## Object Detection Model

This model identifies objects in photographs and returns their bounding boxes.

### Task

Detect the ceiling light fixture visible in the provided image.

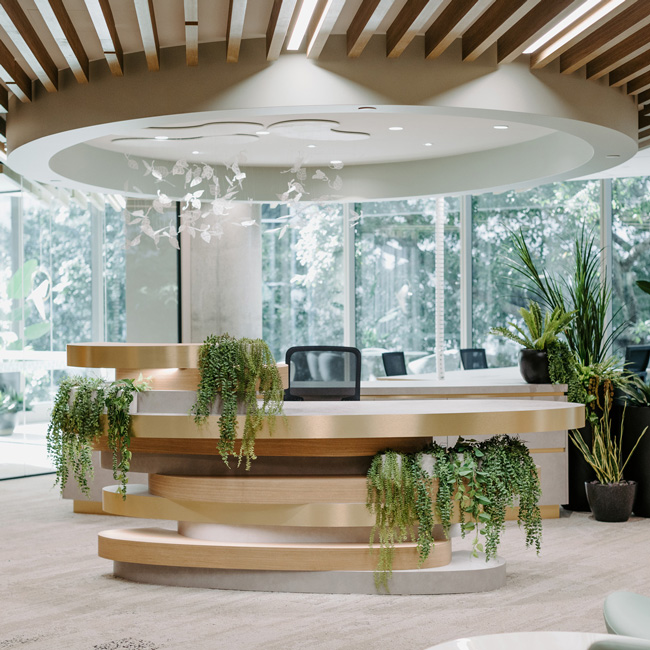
[389,126,403,131]
[256,130,270,135]
[606,154,620,158]
[524,0,626,55]
[493,125,509,130]
[154,135,169,140]
[424,142,433,147]
[287,0,319,51]
[358,106,377,111]
[191,150,201,154]
[307,144,317,148]
[330,159,343,165]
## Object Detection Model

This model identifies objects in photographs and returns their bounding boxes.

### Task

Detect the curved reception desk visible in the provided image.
[67,344,584,595]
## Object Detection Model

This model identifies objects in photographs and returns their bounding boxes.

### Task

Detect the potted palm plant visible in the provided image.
[490,301,575,384]
[0,387,25,436]
[570,389,647,522]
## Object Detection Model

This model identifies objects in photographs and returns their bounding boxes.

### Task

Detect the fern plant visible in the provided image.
[191,334,284,469]
[490,301,575,350]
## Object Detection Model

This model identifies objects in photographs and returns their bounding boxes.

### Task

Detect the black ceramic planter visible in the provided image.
[518,349,551,384]
[585,481,637,522]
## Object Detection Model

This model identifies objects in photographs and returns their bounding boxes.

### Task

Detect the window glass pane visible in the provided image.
[262,204,345,363]
[355,197,460,379]
[612,177,650,355]
[472,181,600,367]
[105,203,127,342]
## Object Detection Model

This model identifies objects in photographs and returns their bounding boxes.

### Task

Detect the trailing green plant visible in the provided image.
[547,340,578,389]
[366,436,542,592]
[507,229,625,366]
[105,377,150,497]
[47,375,149,499]
[191,334,284,469]
[490,301,575,351]
[569,392,647,485]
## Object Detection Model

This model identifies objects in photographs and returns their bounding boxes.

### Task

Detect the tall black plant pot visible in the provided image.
[519,349,551,384]
[565,422,597,512]
[619,404,650,517]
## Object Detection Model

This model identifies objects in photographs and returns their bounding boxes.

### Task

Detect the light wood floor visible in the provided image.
[2,474,650,650]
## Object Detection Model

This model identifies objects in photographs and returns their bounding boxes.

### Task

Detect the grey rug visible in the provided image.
[1,474,649,650]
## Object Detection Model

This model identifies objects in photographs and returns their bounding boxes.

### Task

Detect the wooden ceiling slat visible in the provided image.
[0,0,58,91]
[0,83,7,112]
[497,0,586,65]
[0,39,31,102]
[638,110,650,130]
[83,0,123,76]
[227,0,248,63]
[586,22,650,79]
[184,0,198,66]
[134,0,160,71]
[266,0,298,61]
[628,68,650,94]
[637,87,650,106]
[462,0,540,62]
[347,0,394,58]
[425,0,493,60]
[33,0,89,84]
[610,49,650,86]
[531,0,636,69]
[386,0,454,59]
[308,0,349,59]
[560,1,650,74]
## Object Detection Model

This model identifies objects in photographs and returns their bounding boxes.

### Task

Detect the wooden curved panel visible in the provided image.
[148,474,374,504]
[98,527,452,571]
[102,485,376,526]
[93,436,433,457]
[68,343,200,369]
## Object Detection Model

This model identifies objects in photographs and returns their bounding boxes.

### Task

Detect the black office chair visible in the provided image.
[284,346,361,401]
[382,351,407,377]
[460,348,488,370]
[624,345,650,382]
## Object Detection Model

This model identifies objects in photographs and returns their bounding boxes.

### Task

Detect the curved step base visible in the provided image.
[98,527,451,571]
[112,551,506,595]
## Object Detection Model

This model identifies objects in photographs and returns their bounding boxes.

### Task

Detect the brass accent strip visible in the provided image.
[73,500,106,515]
[98,527,452,571]
[121,404,584,440]
[68,343,200,369]
[529,448,565,454]
[362,392,566,400]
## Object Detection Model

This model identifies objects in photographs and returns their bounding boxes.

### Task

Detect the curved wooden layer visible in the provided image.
[148,474,373,504]
[117,399,583,441]
[93,436,431,457]
[98,527,452,571]
[103,485,376,526]
[68,343,200,369]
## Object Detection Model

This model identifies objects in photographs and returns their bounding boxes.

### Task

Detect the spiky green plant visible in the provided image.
[507,229,624,365]
[490,301,575,350]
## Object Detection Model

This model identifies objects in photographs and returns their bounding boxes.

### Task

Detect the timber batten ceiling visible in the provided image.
[3,0,650,145]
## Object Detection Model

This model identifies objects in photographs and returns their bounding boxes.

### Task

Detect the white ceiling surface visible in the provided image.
[577,146,650,180]
[87,113,555,168]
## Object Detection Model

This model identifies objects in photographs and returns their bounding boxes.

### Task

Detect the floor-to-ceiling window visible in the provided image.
[612,177,650,356]
[472,181,601,366]
[354,198,460,378]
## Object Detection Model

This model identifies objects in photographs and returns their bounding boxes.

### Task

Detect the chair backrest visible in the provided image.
[382,351,407,377]
[460,348,488,370]
[624,345,650,380]
[284,346,361,401]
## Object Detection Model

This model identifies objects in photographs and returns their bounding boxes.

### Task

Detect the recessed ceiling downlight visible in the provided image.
[389,126,404,131]
[307,144,316,148]
[493,125,509,130]
[330,160,343,165]
[154,135,169,140]
[256,130,270,135]
[358,106,377,111]
[424,142,433,147]
[606,154,620,158]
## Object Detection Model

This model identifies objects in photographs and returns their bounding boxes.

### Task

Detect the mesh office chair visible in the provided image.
[624,345,650,382]
[460,348,488,370]
[382,351,407,377]
[284,346,361,401]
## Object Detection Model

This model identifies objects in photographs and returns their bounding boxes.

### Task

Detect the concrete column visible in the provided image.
[187,203,262,342]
